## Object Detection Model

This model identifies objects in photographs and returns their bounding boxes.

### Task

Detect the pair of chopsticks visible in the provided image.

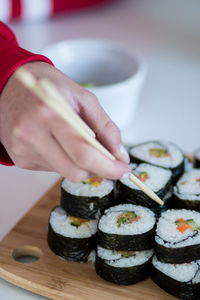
[15,68,163,206]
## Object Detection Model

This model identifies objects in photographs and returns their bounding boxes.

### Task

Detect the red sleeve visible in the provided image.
[52,0,115,14]
[0,21,54,166]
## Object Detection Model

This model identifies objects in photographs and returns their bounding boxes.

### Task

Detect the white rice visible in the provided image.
[97,245,153,267]
[152,256,200,283]
[50,206,97,238]
[194,148,200,160]
[87,250,96,262]
[130,140,183,168]
[155,209,200,248]
[120,163,172,192]
[174,169,200,201]
[62,177,114,198]
[184,157,193,172]
[99,204,155,235]
[163,187,173,201]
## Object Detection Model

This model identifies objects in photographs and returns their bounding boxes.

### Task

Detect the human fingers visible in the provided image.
[34,132,90,182]
[5,100,90,181]
[75,90,130,164]
[49,112,130,179]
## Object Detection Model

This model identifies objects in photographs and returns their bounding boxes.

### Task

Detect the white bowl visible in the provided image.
[42,39,147,130]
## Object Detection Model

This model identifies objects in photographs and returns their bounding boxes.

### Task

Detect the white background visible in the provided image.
[0,0,200,298]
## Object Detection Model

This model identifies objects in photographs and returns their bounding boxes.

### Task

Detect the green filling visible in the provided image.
[117,211,137,228]
[187,219,200,231]
[119,251,136,258]
[149,147,169,158]
[175,219,200,231]
[139,171,148,178]
[70,221,81,228]
[82,179,90,184]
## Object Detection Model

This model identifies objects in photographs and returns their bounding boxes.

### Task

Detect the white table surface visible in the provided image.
[1,0,200,298]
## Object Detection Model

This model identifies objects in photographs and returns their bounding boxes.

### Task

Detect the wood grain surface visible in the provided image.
[0,180,176,300]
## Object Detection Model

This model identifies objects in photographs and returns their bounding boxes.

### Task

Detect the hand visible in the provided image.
[0,62,130,181]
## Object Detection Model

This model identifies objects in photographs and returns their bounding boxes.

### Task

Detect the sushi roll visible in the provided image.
[117,163,172,211]
[95,245,153,285]
[48,206,97,262]
[184,156,194,172]
[129,140,184,182]
[152,256,200,300]
[98,204,156,251]
[173,169,200,212]
[61,176,114,219]
[194,148,200,168]
[155,209,200,264]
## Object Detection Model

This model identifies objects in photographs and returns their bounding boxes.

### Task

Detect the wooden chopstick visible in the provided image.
[15,68,164,206]
[39,78,96,139]
[16,69,95,139]
[129,174,163,205]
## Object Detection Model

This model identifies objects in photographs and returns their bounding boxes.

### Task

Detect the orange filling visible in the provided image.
[117,211,141,227]
[70,216,88,228]
[136,171,149,182]
[175,218,191,233]
[82,176,103,187]
[149,148,171,158]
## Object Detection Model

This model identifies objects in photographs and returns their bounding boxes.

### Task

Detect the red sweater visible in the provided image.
[0,0,114,166]
[0,21,53,166]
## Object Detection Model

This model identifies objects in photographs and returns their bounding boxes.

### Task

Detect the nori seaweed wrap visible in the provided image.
[61,177,114,219]
[194,148,200,168]
[98,204,156,251]
[152,256,200,300]
[155,209,200,264]
[95,246,153,285]
[47,206,97,262]
[153,188,173,219]
[129,140,184,182]
[173,169,200,212]
[117,163,172,213]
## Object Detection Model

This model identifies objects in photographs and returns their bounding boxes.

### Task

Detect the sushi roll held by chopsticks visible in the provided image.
[117,163,172,212]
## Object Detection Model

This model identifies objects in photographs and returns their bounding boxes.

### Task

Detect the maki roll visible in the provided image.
[173,169,200,212]
[48,206,97,262]
[117,163,172,212]
[152,256,200,300]
[194,148,200,168]
[155,209,200,264]
[61,176,114,219]
[184,156,194,172]
[95,245,153,285]
[98,204,156,251]
[129,140,184,182]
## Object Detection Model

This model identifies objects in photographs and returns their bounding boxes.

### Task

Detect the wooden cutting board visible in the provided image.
[0,180,176,300]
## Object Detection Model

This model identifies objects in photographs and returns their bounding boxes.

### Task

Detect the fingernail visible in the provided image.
[120,171,131,180]
[119,144,130,163]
